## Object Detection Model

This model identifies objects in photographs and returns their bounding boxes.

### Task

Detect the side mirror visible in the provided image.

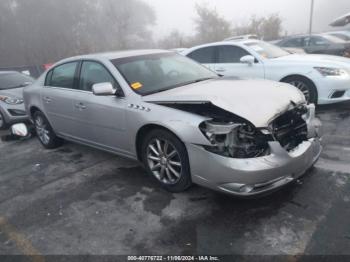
[92,82,116,96]
[240,55,255,65]
[11,123,29,137]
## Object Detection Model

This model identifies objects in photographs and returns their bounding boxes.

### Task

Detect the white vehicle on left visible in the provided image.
[182,40,350,104]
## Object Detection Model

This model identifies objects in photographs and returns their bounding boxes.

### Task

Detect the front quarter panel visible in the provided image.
[125,100,212,156]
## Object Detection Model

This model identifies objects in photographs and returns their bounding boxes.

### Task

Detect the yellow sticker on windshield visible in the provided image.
[131,82,143,89]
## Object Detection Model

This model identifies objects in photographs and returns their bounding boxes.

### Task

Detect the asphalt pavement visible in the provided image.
[0,102,349,258]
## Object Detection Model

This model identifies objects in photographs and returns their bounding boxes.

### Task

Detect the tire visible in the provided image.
[282,76,318,105]
[141,129,192,193]
[33,111,63,149]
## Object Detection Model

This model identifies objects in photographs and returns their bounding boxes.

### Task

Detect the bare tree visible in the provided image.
[193,4,232,44]
[158,30,188,49]
[0,0,155,67]
[234,14,283,41]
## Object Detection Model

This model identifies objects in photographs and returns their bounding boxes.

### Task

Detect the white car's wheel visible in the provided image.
[283,76,318,104]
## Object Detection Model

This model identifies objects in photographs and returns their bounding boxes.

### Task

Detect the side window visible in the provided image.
[79,61,118,91]
[49,62,78,89]
[187,47,216,64]
[217,45,250,63]
[283,38,303,47]
[309,36,329,46]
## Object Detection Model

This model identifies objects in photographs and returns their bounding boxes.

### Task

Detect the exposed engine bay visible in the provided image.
[157,102,312,159]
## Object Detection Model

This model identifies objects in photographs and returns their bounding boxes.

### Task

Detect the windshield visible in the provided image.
[330,33,350,41]
[322,34,346,43]
[0,72,34,90]
[245,41,290,59]
[111,53,218,95]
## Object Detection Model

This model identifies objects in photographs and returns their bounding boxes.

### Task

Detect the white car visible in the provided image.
[182,40,350,104]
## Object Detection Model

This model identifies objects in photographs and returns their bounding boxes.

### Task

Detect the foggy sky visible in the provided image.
[149,0,350,39]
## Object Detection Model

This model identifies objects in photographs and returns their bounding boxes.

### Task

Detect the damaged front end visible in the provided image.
[199,103,321,159]
[155,101,321,160]
[152,100,322,196]
[180,102,320,160]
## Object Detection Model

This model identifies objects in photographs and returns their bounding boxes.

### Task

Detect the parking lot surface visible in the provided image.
[0,102,350,257]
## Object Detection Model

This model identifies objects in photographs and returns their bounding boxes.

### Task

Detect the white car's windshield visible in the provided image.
[322,34,346,43]
[245,41,290,59]
[111,53,218,95]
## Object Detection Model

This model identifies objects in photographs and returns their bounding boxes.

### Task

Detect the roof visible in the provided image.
[0,71,17,75]
[223,34,258,41]
[61,49,172,63]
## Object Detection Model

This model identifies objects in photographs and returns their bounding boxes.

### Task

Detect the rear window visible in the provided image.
[0,72,34,90]
[187,46,216,63]
[46,62,78,89]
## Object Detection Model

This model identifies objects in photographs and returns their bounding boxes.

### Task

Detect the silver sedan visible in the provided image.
[23,50,322,196]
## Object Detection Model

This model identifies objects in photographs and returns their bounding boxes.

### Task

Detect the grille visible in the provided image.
[271,106,308,151]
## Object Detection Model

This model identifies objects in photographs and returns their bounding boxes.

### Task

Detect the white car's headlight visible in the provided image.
[314,67,348,77]
[0,95,24,105]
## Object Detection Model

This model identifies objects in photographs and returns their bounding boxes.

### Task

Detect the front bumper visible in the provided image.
[314,76,350,104]
[0,103,29,129]
[187,138,322,197]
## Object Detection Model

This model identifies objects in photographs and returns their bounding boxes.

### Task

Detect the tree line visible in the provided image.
[0,0,283,67]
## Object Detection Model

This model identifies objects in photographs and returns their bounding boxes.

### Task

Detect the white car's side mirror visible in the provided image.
[92,82,116,96]
[240,55,255,65]
[11,123,29,137]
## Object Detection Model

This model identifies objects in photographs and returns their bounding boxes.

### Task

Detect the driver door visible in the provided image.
[305,36,330,54]
[214,45,265,79]
[72,61,128,153]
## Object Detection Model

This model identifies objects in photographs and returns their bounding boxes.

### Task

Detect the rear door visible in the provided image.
[305,36,330,54]
[214,45,265,79]
[41,61,79,136]
[72,60,128,153]
[186,46,216,71]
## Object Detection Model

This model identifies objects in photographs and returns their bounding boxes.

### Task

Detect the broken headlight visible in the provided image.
[200,120,269,158]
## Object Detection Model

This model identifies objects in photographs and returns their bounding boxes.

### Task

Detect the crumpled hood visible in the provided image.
[143,78,305,128]
[274,54,350,67]
[0,87,24,99]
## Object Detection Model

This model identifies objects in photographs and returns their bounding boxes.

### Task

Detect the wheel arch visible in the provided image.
[135,124,183,162]
[29,105,56,130]
[279,74,318,102]
[279,74,314,83]
[29,105,42,118]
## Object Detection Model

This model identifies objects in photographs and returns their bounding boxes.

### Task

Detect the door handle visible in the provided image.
[215,68,226,72]
[43,96,52,103]
[75,102,86,110]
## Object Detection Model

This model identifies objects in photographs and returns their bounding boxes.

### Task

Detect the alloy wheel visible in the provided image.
[35,115,50,145]
[146,138,182,185]
[289,80,310,102]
